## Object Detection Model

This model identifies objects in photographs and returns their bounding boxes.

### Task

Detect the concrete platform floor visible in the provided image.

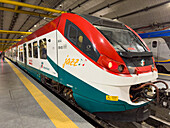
[0,59,94,128]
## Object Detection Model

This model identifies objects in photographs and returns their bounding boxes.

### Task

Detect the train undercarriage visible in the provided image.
[40,73,170,122]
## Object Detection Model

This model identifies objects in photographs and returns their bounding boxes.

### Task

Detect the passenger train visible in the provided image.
[6,13,162,122]
[139,30,170,73]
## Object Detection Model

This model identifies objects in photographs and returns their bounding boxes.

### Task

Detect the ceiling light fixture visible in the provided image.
[168,3,170,7]
[59,4,62,8]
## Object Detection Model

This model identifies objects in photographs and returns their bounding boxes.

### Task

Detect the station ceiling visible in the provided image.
[0,0,170,51]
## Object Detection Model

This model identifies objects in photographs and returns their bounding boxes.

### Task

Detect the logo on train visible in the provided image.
[63,55,87,68]
[41,62,50,70]
[141,59,145,66]
[29,60,32,65]
[41,62,44,68]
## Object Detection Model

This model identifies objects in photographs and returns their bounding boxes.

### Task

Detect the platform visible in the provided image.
[0,58,94,128]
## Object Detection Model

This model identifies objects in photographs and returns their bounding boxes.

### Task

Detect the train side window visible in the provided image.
[19,52,21,61]
[39,38,47,59]
[16,49,18,57]
[20,52,23,62]
[18,47,20,58]
[68,25,78,45]
[28,43,32,57]
[19,48,20,61]
[162,37,170,49]
[33,41,38,58]
[13,49,16,57]
[19,46,23,62]
[152,41,157,48]
[65,20,100,62]
[10,49,12,57]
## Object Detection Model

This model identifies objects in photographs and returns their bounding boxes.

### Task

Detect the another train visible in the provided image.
[139,30,170,73]
[6,13,165,122]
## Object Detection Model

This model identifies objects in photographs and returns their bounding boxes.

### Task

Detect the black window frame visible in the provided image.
[28,43,32,58]
[39,38,47,59]
[19,46,23,62]
[68,25,78,45]
[33,41,38,58]
[162,36,170,50]
[64,20,100,62]
[152,41,157,48]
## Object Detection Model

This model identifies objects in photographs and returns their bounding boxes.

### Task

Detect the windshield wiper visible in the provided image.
[130,31,148,51]
[110,38,128,52]
[98,29,128,52]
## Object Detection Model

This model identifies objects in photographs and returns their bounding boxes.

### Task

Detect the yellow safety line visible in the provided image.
[6,59,78,128]
[158,73,170,76]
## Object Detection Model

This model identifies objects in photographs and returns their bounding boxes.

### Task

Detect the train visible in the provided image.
[5,13,166,122]
[139,30,170,73]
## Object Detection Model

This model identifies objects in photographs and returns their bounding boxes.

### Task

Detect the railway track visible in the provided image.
[146,115,170,128]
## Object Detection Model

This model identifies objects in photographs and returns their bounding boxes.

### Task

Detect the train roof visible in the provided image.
[8,13,128,50]
[139,30,170,38]
[80,14,127,29]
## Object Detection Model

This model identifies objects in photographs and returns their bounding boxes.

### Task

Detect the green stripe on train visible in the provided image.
[47,56,146,112]
[16,57,146,113]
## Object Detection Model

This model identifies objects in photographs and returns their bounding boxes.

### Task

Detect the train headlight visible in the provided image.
[107,61,119,70]
[98,55,128,73]
[108,62,113,69]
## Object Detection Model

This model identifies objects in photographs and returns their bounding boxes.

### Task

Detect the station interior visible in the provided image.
[0,0,170,128]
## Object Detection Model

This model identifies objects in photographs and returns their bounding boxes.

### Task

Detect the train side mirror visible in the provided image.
[152,41,157,48]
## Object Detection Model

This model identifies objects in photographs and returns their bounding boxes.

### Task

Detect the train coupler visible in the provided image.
[130,80,170,108]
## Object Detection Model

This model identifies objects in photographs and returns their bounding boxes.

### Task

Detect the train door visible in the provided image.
[23,44,27,66]
[151,40,158,60]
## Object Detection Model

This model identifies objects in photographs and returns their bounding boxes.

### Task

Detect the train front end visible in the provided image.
[80,15,159,122]
[59,13,161,122]
[92,19,158,121]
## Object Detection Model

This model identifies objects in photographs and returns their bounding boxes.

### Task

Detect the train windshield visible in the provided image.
[96,25,148,52]
[162,37,170,49]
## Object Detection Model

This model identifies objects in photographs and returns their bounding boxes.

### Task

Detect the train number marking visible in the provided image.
[58,44,67,49]
[58,39,62,42]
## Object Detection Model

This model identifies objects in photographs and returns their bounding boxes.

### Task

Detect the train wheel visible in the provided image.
[41,74,46,84]
[62,86,75,103]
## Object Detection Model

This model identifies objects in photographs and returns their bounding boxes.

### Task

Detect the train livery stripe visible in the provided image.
[155,62,170,64]
[139,30,170,38]
[158,73,170,76]
[155,59,170,64]
[47,56,146,112]
[6,59,78,128]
